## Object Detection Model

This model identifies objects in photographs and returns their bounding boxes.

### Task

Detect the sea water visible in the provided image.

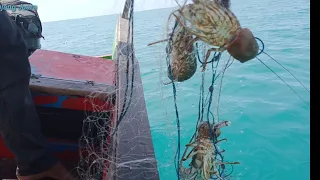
[41,0,310,179]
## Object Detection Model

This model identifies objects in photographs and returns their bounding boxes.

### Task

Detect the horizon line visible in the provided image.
[42,6,175,23]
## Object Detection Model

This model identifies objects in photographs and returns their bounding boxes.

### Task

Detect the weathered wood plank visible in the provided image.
[112,17,129,59]
[115,52,159,180]
[29,49,116,86]
[29,76,115,100]
[107,14,159,180]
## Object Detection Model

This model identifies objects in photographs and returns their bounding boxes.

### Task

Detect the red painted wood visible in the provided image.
[29,49,116,85]
[33,95,59,105]
[32,94,113,111]
[1,50,117,177]
[61,96,112,111]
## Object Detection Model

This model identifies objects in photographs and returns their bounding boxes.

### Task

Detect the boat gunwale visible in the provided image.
[104,2,159,178]
[29,76,116,100]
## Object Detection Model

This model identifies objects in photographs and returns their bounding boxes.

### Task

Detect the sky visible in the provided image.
[25,0,178,22]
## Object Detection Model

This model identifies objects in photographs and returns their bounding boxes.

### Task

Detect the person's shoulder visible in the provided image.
[0,10,13,28]
[0,11,15,38]
[0,10,26,48]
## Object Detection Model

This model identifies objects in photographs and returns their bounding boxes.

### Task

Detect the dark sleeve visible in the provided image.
[0,10,31,91]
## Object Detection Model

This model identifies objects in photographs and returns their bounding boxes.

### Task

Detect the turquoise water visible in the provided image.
[41,0,310,179]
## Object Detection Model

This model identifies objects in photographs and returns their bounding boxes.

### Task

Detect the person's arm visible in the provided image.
[0,10,31,90]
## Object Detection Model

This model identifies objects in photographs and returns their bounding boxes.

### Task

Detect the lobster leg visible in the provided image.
[201,47,221,72]
[147,39,169,46]
[183,148,198,161]
[215,138,227,144]
[185,142,197,147]
[211,162,224,180]
[214,120,231,129]
[148,9,182,47]
[216,161,240,165]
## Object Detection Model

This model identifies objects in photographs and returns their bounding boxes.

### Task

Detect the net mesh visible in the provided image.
[75,1,158,179]
[153,0,241,179]
[70,0,310,179]
[152,0,309,178]
[69,0,242,179]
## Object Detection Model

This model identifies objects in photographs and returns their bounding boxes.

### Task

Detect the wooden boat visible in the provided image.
[0,0,159,179]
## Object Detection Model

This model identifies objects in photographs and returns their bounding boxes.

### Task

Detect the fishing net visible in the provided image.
[151,0,310,180]
[146,3,238,180]
[74,1,158,179]
[67,0,310,179]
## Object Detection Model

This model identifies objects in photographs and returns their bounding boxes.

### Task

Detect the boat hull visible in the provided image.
[0,49,116,179]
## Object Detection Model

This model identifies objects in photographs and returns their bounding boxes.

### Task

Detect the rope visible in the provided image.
[255,37,264,56]
[263,51,310,93]
[166,19,181,179]
[195,42,239,179]
[256,56,309,107]
[189,42,233,179]
[255,37,310,108]
[169,34,309,179]
[168,34,235,178]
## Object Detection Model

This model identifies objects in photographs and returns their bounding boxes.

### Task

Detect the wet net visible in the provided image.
[147,1,243,179]
[75,0,158,179]
[151,0,310,180]
[72,0,310,179]
[163,9,238,180]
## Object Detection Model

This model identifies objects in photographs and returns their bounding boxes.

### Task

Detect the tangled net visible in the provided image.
[152,1,251,179]
[166,37,239,180]
[69,0,309,180]
[153,0,310,180]
[74,1,158,179]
